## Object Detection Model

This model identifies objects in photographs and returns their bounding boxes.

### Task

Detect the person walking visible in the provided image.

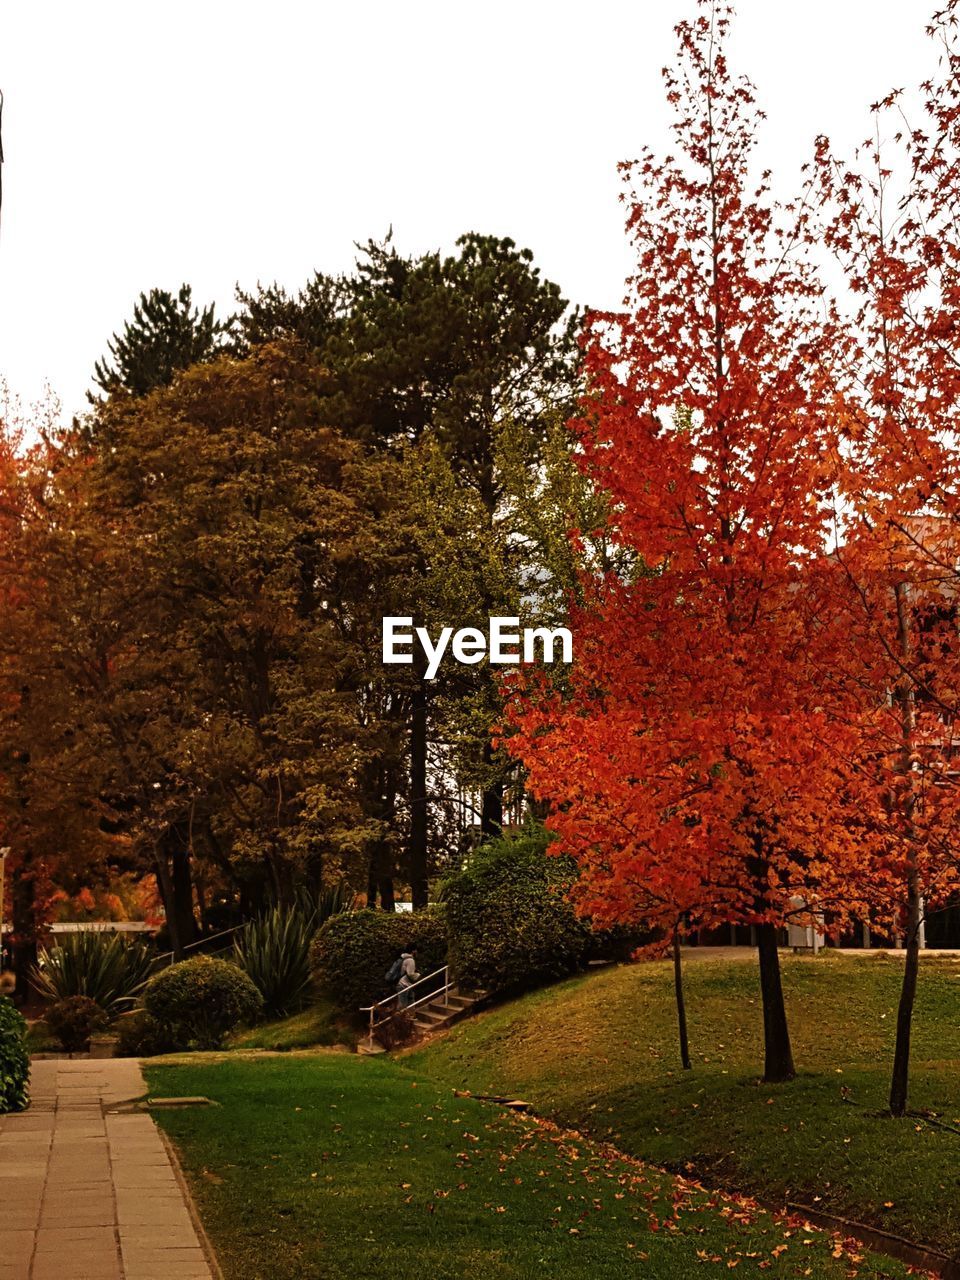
[396,946,420,1009]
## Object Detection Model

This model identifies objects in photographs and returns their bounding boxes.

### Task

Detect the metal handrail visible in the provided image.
[360,964,451,1049]
[153,923,244,970]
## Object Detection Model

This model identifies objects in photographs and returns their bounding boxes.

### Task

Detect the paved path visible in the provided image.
[0,1059,214,1280]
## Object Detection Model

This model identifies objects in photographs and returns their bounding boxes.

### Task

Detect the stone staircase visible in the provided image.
[410,986,484,1038]
[357,971,488,1054]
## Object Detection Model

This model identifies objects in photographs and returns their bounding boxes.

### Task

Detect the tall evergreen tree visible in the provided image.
[239,235,582,901]
[93,284,233,398]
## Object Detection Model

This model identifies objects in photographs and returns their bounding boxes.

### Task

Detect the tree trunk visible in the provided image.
[757,923,795,1082]
[673,926,691,1070]
[378,876,396,912]
[11,850,39,1006]
[153,855,179,957]
[409,679,429,909]
[366,842,395,912]
[171,845,197,953]
[889,580,919,1118]
[480,740,503,838]
[155,841,197,960]
[889,886,921,1116]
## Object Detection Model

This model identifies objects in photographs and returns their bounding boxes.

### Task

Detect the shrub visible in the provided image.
[114,1010,180,1058]
[309,910,447,1014]
[33,931,156,1017]
[374,1008,417,1051]
[46,996,108,1053]
[439,827,594,996]
[0,996,29,1112]
[143,956,263,1050]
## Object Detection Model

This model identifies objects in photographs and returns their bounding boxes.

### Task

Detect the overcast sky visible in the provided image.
[0,1,939,420]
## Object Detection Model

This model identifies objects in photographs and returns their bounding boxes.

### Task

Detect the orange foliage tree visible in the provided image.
[505,1,883,1083]
[813,0,960,1115]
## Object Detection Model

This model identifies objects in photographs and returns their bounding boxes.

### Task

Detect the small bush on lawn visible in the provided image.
[143,956,263,1050]
[439,825,641,996]
[32,931,155,1017]
[310,910,447,1014]
[114,1010,181,1058]
[0,995,29,1112]
[46,996,108,1053]
[374,1008,417,1050]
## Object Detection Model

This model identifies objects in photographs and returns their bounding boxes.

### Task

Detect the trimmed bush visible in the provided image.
[113,1010,180,1058]
[439,828,595,996]
[143,956,263,1050]
[0,995,29,1112]
[309,910,447,1014]
[33,931,155,1017]
[46,995,108,1053]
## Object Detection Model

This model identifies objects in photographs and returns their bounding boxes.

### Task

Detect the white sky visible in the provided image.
[0,1,939,420]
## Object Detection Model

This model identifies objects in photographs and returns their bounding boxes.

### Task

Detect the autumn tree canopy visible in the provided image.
[505,1,884,1084]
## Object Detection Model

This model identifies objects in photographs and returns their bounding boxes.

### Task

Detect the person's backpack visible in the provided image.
[384,956,403,985]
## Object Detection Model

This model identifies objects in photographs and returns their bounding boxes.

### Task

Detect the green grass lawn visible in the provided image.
[410,951,960,1255]
[146,1054,911,1280]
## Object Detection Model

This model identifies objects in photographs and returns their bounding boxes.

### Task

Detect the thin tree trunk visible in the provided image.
[366,860,378,909]
[481,740,503,838]
[11,849,39,1006]
[153,853,179,957]
[889,880,921,1116]
[366,841,395,912]
[378,876,396,912]
[409,678,429,909]
[673,925,691,1070]
[889,582,920,1116]
[757,923,795,1082]
[171,846,198,952]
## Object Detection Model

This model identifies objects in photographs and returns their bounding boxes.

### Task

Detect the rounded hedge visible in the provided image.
[113,1010,181,1058]
[439,828,600,996]
[143,956,263,1050]
[309,910,447,1014]
[0,995,30,1113]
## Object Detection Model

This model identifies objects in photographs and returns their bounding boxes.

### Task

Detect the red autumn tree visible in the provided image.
[506,1,881,1083]
[0,397,66,993]
[814,0,960,1115]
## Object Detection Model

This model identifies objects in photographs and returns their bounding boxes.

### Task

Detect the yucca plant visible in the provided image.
[234,905,316,1019]
[32,931,156,1019]
[234,884,357,1019]
[294,881,359,929]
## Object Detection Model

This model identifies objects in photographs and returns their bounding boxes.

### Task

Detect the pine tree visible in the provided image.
[93,283,233,397]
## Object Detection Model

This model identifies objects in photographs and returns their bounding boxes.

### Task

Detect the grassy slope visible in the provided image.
[147,1055,910,1280]
[228,1002,356,1052]
[410,951,960,1254]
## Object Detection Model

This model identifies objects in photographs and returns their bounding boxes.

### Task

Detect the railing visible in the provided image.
[153,924,245,970]
[360,964,451,1050]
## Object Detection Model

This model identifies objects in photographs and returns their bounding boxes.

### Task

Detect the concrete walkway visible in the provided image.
[0,1059,213,1280]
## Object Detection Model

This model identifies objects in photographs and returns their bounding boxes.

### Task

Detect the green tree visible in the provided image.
[93,283,233,397]
[239,234,583,900]
[2,344,421,947]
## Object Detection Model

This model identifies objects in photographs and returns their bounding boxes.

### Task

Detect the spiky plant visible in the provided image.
[32,931,156,1019]
[235,885,356,1019]
[294,882,359,929]
[234,906,316,1019]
